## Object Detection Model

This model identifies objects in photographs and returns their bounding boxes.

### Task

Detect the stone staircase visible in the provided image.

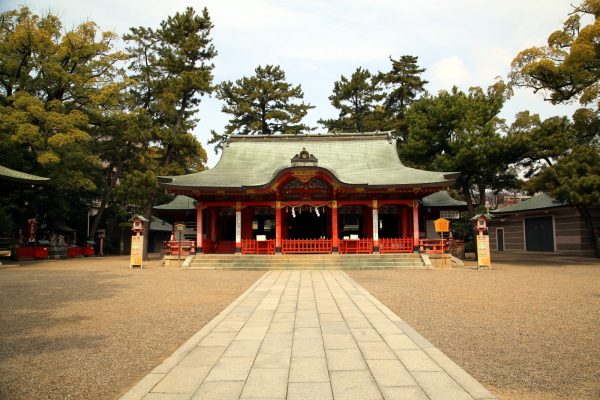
[188,253,428,270]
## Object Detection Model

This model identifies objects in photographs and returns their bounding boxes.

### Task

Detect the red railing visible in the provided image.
[242,239,276,255]
[379,238,414,253]
[339,239,373,254]
[67,247,83,257]
[282,239,332,254]
[202,239,214,254]
[15,246,48,259]
[419,239,449,254]
[165,240,196,256]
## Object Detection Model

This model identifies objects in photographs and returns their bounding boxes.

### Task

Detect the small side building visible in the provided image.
[488,193,599,256]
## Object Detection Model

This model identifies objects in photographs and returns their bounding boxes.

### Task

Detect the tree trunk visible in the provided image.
[576,205,600,258]
[478,185,486,210]
[142,190,157,261]
[89,163,124,240]
[462,183,475,217]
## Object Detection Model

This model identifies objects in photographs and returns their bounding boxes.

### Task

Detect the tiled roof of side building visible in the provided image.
[491,193,567,214]
[154,195,196,210]
[0,164,49,184]
[159,133,458,190]
[421,190,466,207]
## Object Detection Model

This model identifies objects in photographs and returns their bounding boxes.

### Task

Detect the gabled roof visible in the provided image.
[421,190,466,207]
[154,195,196,211]
[0,164,49,184]
[150,216,173,232]
[159,133,458,190]
[491,193,567,214]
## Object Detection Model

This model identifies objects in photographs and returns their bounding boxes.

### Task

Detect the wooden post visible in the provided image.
[235,201,242,253]
[372,199,379,253]
[412,201,420,250]
[275,201,282,253]
[331,200,339,253]
[196,202,203,253]
[210,208,217,241]
[402,206,409,237]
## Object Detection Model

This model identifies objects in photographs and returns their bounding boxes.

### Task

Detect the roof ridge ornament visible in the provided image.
[291,147,318,167]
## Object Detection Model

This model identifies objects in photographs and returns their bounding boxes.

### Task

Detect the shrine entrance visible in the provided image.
[286,205,329,239]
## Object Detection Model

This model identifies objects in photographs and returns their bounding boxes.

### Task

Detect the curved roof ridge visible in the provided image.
[160,134,458,189]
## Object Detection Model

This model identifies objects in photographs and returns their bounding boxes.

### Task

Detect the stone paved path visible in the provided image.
[121,270,497,400]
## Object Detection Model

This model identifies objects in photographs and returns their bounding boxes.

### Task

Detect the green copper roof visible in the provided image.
[491,193,567,214]
[150,216,173,232]
[0,164,49,184]
[154,195,196,211]
[160,133,458,190]
[421,190,466,207]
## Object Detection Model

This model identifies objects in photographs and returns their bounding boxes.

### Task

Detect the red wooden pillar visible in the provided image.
[275,201,282,253]
[235,201,242,253]
[332,200,339,253]
[196,202,203,253]
[372,199,379,253]
[412,201,420,250]
[210,208,217,241]
[402,206,409,237]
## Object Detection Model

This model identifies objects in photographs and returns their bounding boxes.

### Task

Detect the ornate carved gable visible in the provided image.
[291,147,318,166]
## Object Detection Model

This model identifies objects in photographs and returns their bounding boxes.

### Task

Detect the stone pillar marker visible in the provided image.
[331,200,339,253]
[412,200,420,250]
[196,202,203,253]
[275,201,282,253]
[372,199,379,253]
[235,201,242,253]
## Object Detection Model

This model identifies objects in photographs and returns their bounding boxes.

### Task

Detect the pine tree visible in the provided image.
[376,55,428,142]
[124,7,215,259]
[510,0,600,256]
[209,65,313,152]
[318,67,386,133]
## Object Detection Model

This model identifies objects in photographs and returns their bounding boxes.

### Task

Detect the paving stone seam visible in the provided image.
[338,271,497,400]
[310,270,337,398]
[236,270,289,399]
[197,270,285,397]
[319,270,386,400]
[119,271,271,400]
[332,271,453,397]
[285,270,300,398]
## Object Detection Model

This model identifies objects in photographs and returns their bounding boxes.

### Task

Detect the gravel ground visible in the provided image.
[0,256,263,400]
[348,253,600,400]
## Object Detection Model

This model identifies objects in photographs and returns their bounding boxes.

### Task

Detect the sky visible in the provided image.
[3,0,579,167]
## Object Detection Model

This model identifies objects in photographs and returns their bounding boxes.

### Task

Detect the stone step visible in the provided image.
[188,253,426,270]
[188,265,429,270]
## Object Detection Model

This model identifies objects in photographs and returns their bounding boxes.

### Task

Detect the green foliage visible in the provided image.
[401,84,517,214]
[0,6,124,223]
[375,56,428,141]
[510,0,600,256]
[319,67,386,133]
[209,65,313,152]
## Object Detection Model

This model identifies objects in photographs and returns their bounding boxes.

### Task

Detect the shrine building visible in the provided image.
[158,133,458,255]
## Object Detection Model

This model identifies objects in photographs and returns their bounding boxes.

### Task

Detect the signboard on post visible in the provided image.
[477,235,491,269]
[130,235,143,268]
[434,217,450,233]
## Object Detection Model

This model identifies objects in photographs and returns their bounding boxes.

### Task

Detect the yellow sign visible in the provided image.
[476,235,491,269]
[434,217,450,233]
[130,235,143,268]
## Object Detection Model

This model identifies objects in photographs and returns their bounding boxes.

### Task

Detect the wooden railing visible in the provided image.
[202,239,214,254]
[165,240,196,256]
[242,239,276,255]
[419,239,449,254]
[379,238,414,253]
[282,239,332,254]
[339,238,373,254]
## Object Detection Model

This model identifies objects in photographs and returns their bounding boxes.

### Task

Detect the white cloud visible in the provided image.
[430,56,471,90]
